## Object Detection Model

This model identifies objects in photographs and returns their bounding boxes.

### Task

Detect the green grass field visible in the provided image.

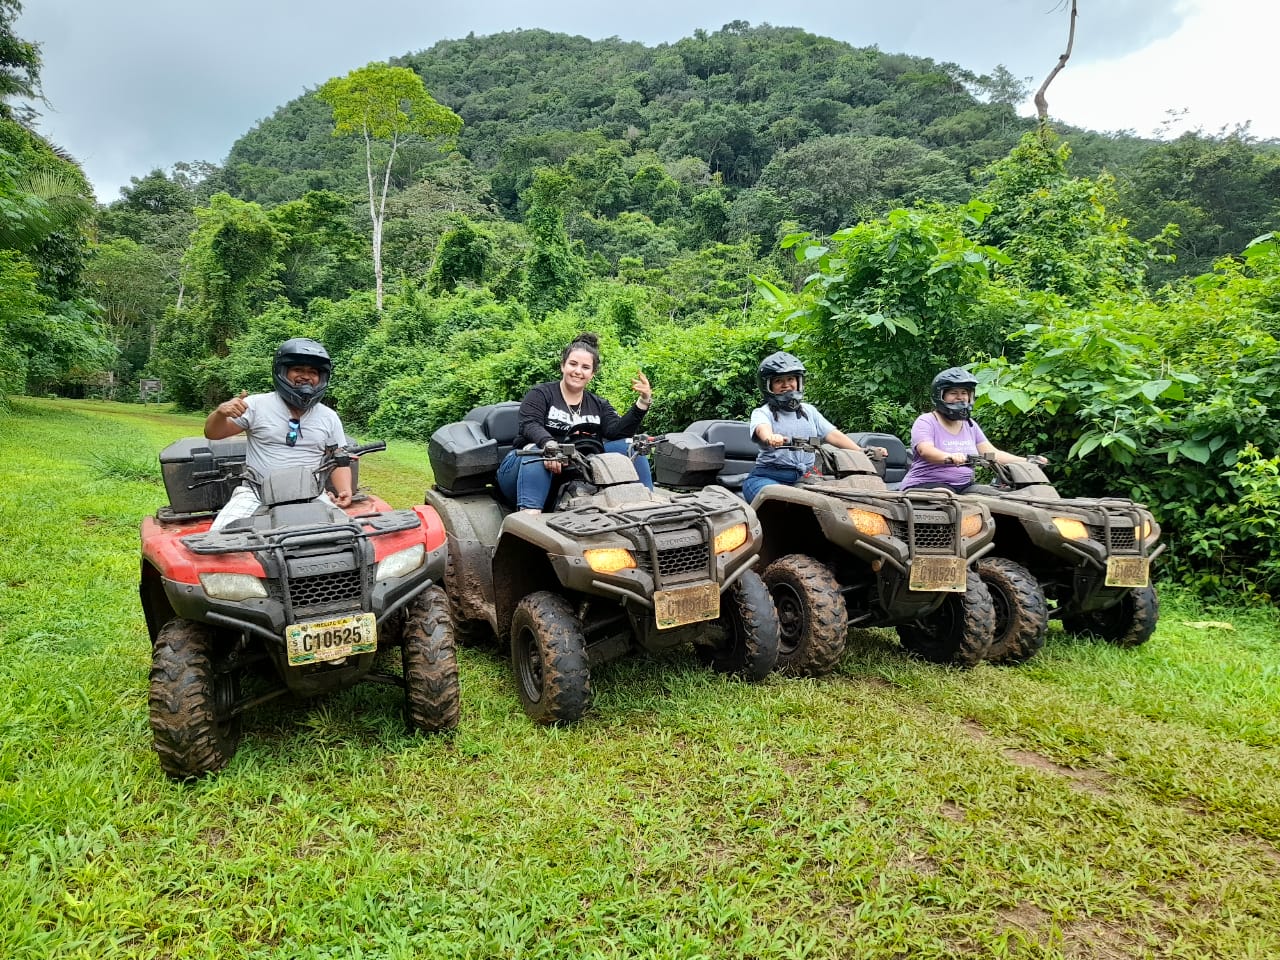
[1,397,1277,959]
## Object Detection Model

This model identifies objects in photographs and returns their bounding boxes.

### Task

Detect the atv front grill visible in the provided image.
[287,569,364,610]
[888,520,955,552]
[635,542,710,581]
[1087,523,1136,551]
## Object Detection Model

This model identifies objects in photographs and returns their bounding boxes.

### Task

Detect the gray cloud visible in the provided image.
[17,0,1187,201]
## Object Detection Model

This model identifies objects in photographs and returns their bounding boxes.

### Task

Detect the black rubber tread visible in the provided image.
[510,591,592,724]
[763,554,848,678]
[694,569,780,681]
[896,569,995,668]
[977,557,1048,665]
[1060,585,1159,648]
[445,552,494,647]
[402,585,462,733]
[148,618,240,780]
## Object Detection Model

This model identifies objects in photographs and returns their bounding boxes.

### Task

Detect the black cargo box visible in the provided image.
[159,436,248,515]
[429,420,501,496]
[653,432,726,488]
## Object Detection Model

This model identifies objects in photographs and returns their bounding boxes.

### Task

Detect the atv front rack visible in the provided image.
[180,510,422,555]
[545,490,746,591]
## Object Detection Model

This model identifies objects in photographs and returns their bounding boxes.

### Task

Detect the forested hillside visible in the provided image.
[3,18,1280,599]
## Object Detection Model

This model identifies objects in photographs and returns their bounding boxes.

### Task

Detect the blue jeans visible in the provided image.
[742,464,806,504]
[496,438,654,509]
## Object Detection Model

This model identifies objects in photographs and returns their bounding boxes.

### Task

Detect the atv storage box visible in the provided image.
[159,436,248,516]
[429,420,501,496]
[653,432,726,488]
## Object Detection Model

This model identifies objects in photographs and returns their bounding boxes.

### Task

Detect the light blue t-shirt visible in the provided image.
[749,403,838,473]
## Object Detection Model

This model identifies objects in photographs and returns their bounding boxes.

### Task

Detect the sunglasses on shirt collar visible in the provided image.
[286,417,300,447]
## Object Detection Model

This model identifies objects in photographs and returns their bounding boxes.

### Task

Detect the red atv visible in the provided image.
[140,436,459,779]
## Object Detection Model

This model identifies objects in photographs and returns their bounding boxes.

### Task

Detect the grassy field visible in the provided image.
[1,397,1278,959]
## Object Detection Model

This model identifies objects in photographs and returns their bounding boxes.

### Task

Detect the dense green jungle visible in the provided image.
[2,10,1279,601]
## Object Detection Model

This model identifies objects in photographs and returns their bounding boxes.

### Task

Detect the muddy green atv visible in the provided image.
[661,422,998,674]
[426,403,780,724]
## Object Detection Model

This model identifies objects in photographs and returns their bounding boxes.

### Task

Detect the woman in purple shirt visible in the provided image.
[899,367,1044,493]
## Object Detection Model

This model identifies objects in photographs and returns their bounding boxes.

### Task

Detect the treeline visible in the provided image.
[2,18,1279,600]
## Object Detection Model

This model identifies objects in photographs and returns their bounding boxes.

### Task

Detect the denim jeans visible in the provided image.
[742,464,806,504]
[496,438,654,509]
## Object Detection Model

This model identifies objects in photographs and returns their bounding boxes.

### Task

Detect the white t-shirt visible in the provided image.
[232,392,347,479]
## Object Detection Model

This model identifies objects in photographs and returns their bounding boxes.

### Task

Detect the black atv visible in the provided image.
[426,403,779,725]
[855,438,1163,658]
[658,422,998,674]
[141,437,459,779]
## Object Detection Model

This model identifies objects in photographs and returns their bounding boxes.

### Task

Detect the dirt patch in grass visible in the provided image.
[961,719,1113,798]
[939,800,966,821]
[1059,917,1145,959]
[1000,748,1114,798]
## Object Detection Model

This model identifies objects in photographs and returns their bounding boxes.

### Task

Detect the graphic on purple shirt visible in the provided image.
[899,413,988,490]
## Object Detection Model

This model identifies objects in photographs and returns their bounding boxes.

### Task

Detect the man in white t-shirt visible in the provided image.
[203,338,353,532]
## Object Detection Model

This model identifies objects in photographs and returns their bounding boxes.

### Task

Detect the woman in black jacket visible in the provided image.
[495,332,654,512]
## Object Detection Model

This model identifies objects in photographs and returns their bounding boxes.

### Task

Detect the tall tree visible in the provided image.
[318,62,461,310]
[0,0,39,120]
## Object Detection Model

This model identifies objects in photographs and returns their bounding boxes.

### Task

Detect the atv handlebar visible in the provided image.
[774,436,884,460]
[963,452,1047,467]
[323,441,386,470]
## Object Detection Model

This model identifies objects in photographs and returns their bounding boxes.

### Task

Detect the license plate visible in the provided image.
[909,556,967,592]
[286,612,377,665]
[1105,556,1149,588]
[654,582,720,630]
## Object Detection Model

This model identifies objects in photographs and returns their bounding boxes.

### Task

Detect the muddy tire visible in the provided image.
[1061,585,1159,647]
[694,570,780,681]
[149,618,241,780]
[977,558,1048,664]
[510,591,592,724]
[402,585,461,733]
[896,569,995,668]
[763,554,847,677]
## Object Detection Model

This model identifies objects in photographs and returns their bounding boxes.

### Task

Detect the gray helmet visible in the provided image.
[759,351,806,413]
[932,366,977,421]
[273,338,332,412]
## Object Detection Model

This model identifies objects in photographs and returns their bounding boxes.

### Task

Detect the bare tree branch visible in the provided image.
[1034,0,1078,130]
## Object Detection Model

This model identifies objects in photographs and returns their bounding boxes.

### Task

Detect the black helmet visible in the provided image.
[931,366,977,421]
[273,338,332,412]
[759,351,806,413]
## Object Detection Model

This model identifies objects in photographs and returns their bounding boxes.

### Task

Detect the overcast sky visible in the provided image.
[16,0,1280,202]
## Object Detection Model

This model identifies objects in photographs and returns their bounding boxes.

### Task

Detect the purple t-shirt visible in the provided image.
[899,412,988,490]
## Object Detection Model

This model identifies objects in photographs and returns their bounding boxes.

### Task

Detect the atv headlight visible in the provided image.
[1052,517,1089,540]
[1139,518,1156,542]
[847,508,890,537]
[584,548,636,574]
[375,544,425,582]
[713,523,748,554]
[199,573,268,601]
[960,512,985,538]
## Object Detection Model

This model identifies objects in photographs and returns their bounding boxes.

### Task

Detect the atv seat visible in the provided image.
[847,432,909,487]
[464,402,522,460]
[683,420,760,491]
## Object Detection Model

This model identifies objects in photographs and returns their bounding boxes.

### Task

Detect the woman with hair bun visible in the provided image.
[496,332,654,513]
